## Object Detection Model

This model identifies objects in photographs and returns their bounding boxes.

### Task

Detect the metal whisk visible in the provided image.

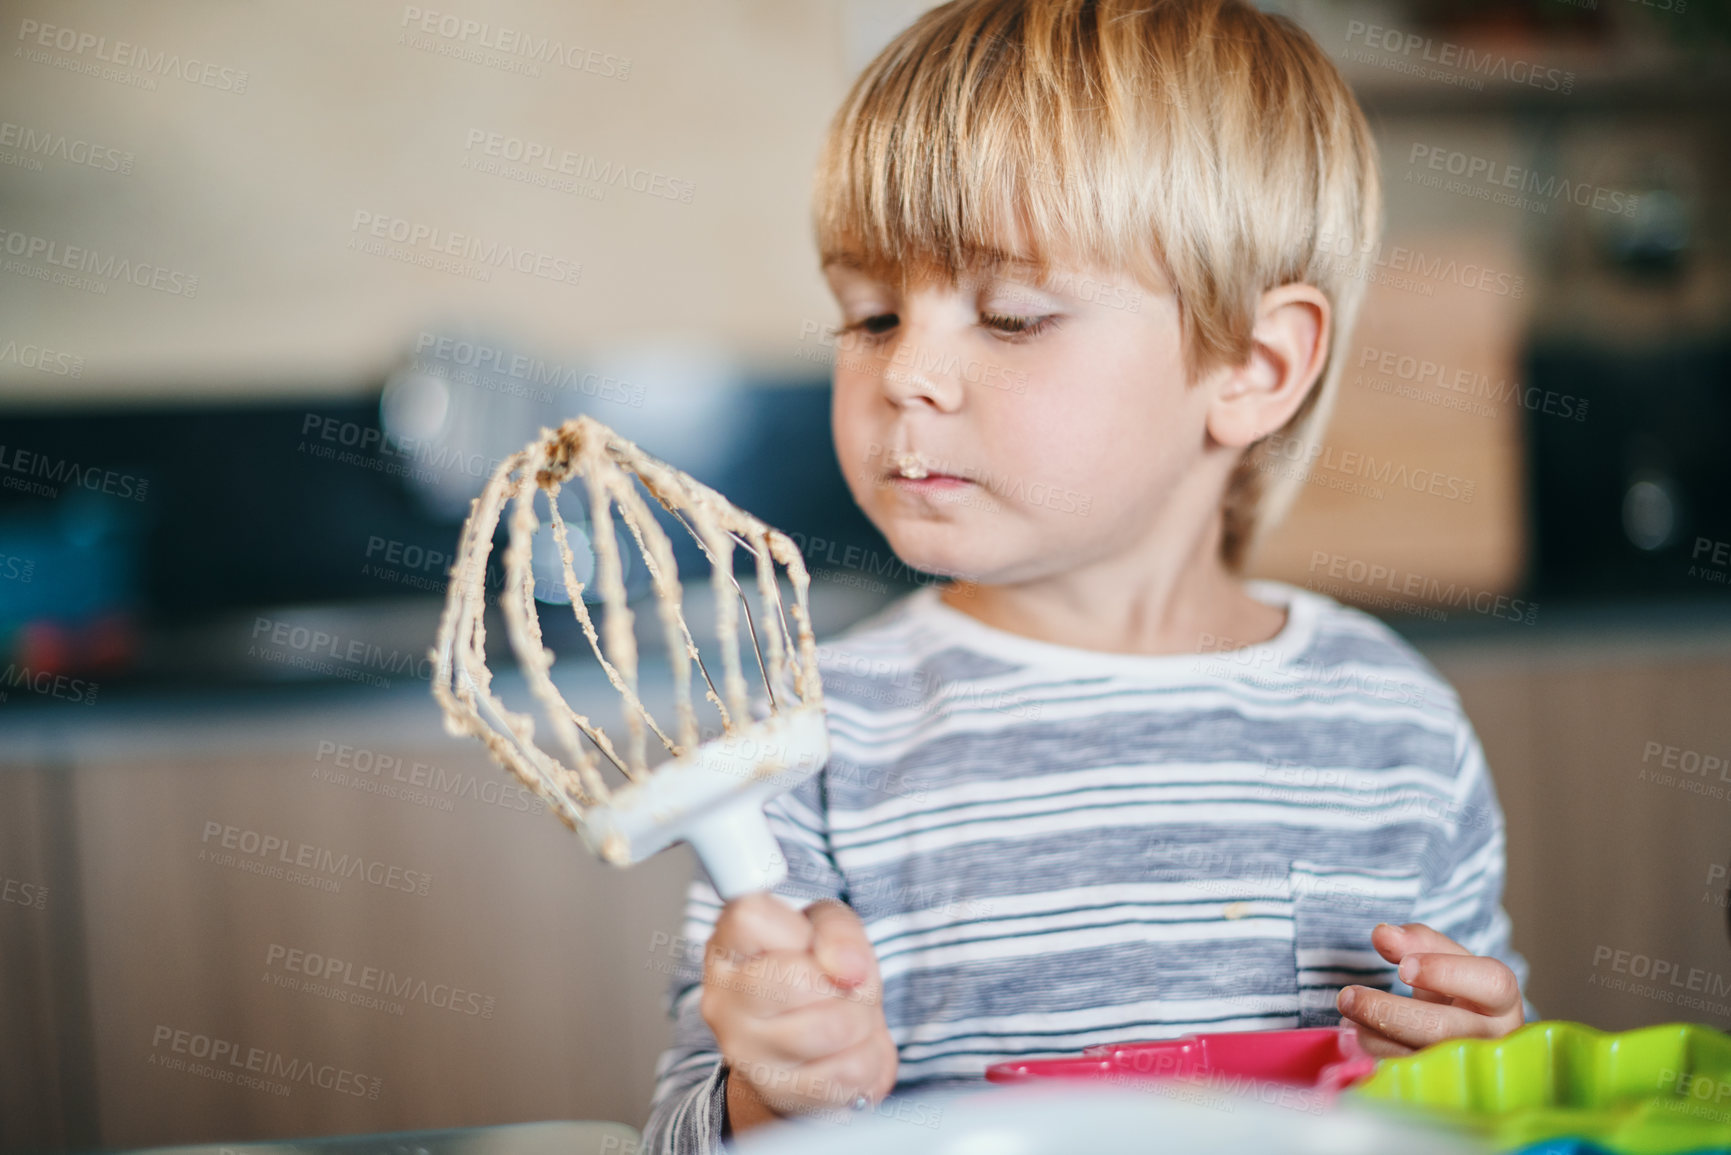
[431,415,827,899]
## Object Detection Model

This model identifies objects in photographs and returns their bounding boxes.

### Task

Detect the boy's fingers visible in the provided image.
[1348,1020,1416,1059]
[806,899,878,988]
[796,1026,899,1106]
[1336,985,1496,1049]
[715,892,815,956]
[752,998,880,1065]
[1370,921,1470,966]
[725,1055,835,1119]
[1398,953,1524,1016]
[712,948,838,1015]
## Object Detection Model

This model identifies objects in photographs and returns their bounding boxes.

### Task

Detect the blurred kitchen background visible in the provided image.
[1,0,1728,1149]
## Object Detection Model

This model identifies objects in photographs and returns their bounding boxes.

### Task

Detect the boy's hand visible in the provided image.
[700,893,898,1131]
[1335,922,1524,1057]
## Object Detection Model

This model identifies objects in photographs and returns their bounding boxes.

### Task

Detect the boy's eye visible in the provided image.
[839,313,898,337]
[836,311,1056,341]
[981,312,1056,339]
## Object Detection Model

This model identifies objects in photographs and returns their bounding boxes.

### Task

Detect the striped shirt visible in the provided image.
[641,579,1531,1152]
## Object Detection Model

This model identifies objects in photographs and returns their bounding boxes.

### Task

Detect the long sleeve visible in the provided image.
[638,771,848,1154]
[1408,719,1539,1023]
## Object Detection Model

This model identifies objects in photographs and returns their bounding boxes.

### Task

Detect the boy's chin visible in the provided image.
[875,524,1008,587]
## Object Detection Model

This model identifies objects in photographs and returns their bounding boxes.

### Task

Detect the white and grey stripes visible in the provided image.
[640,581,1529,1152]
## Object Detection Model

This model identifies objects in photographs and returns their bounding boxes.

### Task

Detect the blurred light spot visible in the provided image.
[1622,477,1677,551]
[531,489,597,605]
[380,369,452,446]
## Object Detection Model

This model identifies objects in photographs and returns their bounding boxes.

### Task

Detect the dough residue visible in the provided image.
[431,415,823,829]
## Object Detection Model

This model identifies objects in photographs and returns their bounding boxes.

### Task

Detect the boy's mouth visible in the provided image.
[885,451,972,487]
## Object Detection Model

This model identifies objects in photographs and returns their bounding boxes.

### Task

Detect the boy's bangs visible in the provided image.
[813,3,1159,296]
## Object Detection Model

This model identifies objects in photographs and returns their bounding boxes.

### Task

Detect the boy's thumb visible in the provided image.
[805,900,876,988]
[717,891,814,957]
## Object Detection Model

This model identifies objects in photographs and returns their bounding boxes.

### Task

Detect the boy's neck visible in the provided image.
[936,519,1287,657]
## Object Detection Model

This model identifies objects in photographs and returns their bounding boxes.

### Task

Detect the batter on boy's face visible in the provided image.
[823,248,1221,588]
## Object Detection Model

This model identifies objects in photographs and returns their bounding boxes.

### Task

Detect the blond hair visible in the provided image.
[812,0,1383,572]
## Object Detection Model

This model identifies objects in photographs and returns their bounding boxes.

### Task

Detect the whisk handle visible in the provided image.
[685,802,788,900]
[575,706,830,899]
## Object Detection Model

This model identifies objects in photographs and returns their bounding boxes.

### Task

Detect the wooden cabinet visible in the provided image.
[1428,629,1731,1032]
[0,689,693,1149]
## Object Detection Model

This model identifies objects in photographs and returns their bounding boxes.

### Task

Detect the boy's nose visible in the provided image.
[879,350,964,412]
[884,367,949,408]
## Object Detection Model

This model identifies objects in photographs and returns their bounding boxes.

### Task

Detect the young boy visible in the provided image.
[644,0,1531,1148]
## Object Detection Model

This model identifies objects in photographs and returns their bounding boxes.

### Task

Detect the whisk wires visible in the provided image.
[430,415,821,831]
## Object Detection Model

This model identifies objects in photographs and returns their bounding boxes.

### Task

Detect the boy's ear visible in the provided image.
[1205,284,1331,450]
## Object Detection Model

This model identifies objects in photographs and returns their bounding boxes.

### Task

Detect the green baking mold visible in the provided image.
[1348,1021,1731,1155]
